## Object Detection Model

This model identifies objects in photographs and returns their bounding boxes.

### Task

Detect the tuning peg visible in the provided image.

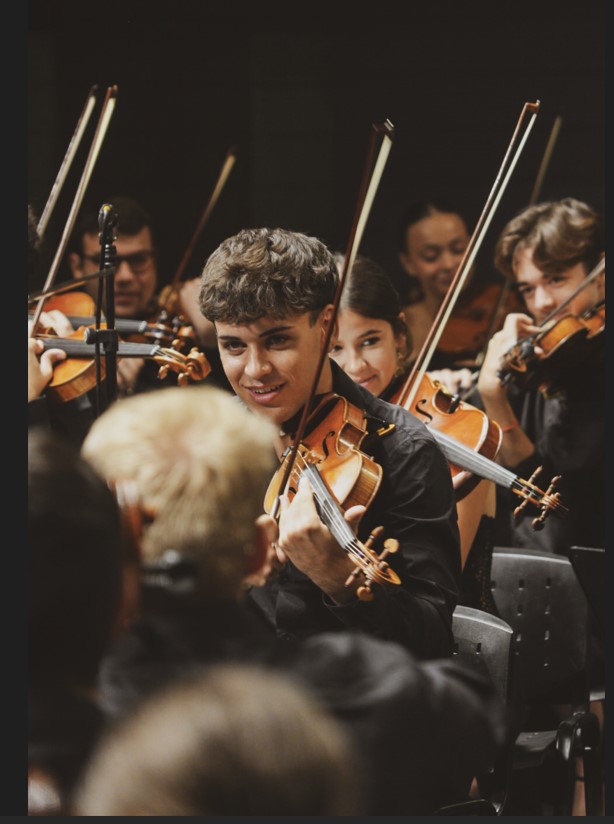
[377,538,399,569]
[356,583,375,601]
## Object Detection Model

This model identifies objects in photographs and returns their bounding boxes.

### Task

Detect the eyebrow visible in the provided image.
[217,323,294,341]
[357,327,384,338]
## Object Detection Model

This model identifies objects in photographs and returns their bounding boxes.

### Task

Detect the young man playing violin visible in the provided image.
[474,197,604,556]
[475,197,606,817]
[198,227,462,660]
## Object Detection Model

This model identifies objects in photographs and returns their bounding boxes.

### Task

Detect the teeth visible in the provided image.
[251,385,280,394]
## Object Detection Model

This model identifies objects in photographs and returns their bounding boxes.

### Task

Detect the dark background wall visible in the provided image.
[28,0,605,296]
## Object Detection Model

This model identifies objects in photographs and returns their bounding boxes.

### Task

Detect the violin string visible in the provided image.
[431,429,565,513]
[291,453,371,565]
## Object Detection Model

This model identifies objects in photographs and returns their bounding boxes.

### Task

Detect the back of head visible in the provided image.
[82,385,278,600]
[199,227,338,325]
[494,197,603,280]
[28,427,123,688]
[74,662,360,815]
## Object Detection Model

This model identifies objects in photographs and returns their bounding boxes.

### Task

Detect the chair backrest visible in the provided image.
[567,545,604,636]
[490,547,591,705]
[451,605,516,815]
[451,605,514,709]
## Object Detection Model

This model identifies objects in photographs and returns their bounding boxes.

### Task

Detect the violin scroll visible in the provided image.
[152,346,211,385]
[511,467,565,529]
[344,525,400,601]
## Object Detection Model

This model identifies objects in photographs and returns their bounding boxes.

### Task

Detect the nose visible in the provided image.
[533,284,557,316]
[114,259,137,284]
[440,249,460,272]
[244,347,272,380]
[344,348,368,377]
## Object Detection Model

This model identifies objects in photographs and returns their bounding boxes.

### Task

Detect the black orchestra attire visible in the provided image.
[28,394,95,449]
[249,360,462,660]
[98,590,504,815]
[471,357,605,691]
[471,357,605,555]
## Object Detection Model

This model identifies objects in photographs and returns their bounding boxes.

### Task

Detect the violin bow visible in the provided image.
[529,114,563,206]
[474,113,564,368]
[36,85,99,241]
[269,119,395,521]
[158,146,238,314]
[29,85,118,338]
[399,100,540,409]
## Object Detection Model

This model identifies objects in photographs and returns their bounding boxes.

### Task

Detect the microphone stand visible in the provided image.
[84,203,119,414]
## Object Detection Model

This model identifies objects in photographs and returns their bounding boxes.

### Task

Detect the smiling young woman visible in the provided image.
[330,253,499,615]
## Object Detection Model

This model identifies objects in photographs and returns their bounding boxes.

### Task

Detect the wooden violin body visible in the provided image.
[436,281,523,365]
[389,371,502,499]
[31,289,212,401]
[499,299,605,396]
[264,393,401,598]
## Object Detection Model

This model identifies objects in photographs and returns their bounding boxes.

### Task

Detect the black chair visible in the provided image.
[567,545,605,704]
[490,546,603,816]
[434,605,516,815]
[567,545,604,636]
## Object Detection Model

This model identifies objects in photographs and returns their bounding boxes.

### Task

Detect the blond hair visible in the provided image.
[82,385,277,598]
[74,663,359,815]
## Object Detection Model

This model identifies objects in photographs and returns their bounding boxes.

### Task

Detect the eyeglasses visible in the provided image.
[81,249,156,274]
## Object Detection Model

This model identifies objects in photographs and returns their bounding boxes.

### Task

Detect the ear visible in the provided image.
[321,304,335,330]
[327,316,340,351]
[399,251,413,277]
[394,318,409,359]
[68,251,83,277]
[319,304,336,344]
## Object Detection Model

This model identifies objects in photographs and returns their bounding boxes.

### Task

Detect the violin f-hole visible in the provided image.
[414,399,433,424]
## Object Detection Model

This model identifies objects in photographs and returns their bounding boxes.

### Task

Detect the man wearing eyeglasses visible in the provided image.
[66,195,161,396]
[67,195,159,323]
[66,195,230,398]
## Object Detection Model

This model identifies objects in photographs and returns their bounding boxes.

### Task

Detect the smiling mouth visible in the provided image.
[244,383,284,396]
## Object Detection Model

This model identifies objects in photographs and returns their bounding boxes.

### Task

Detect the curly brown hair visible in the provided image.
[199,228,338,325]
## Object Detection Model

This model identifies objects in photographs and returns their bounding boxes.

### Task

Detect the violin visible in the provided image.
[436,280,523,366]
[264,393,401,600]
[37,291,202,354]
[388,371,502,498]
[385,370,567,525]
[498,300,605,396]
[37,328,210,402]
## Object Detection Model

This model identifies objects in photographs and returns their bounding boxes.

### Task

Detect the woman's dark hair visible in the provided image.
[334,253,411,354]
